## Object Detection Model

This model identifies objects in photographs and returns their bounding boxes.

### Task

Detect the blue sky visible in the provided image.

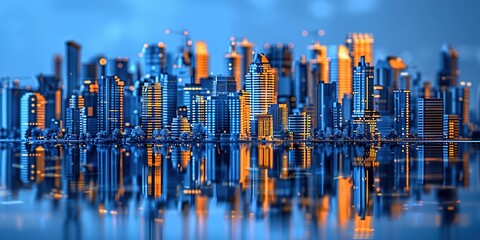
[1,0,479,100]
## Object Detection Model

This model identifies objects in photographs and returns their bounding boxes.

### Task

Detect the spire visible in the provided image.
[253,53,269,64]
[358,55,368,67]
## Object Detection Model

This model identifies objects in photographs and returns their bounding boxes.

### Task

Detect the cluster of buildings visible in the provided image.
[0,33,473,141]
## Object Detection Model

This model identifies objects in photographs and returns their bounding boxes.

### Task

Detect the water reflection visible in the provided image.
[0,142,479,239]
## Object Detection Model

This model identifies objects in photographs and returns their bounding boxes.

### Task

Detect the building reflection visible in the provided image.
[0,142,476,239]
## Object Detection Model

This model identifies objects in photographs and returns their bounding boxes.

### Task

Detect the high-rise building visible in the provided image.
[66,41,81,99]
[97,76,124,134]
[352,56,379,137]
[229,91,250,140]
[393,90,410,138]
[345,33,374,69]
[329,45,352,101]
[212,76,237,96]
[37,74,62,127]
[224,41,242,91]
[456,82,470,127]
[170,115,190,140]
[79,79,98,135]
[267,104,288,138]
[317,81,341,131]
[194,41,209,84]
[65,94,84,136]
[141,42,167,77]
[236,38,254,89]
[443,114,459,139]
[294,55,308,107]
[110,57,131,86]
[20,92,46,138]
[307,41,329,84]
[141,80,162,138]
[417,98,443,139]
[160,73,178,128]
[256,114,273,141]
[374,57,407,115]
[206,95,229,140]
[437,44,459,91]
[191,95,207,125]
[245,53,277,132]
[288,112,311,140]
[265,43,294,104]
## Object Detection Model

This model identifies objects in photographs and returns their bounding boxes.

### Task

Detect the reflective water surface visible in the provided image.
[1,142,480,239]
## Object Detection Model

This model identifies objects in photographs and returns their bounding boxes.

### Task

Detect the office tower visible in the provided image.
[206,95,229,140]
[54,55,62,81]
[224,41,242,91]
[267,104,288,138]
[265,43,294,107]
[37,74,62,128]
[212,76,237,96]
[456,82,470,126]
[79,79,98,135]
[191,95,207,125]
[422,81,432,99]
[173,44,194,87]
[245,53,277,132]
[417,98,443,139]
[141,42,167,77]
[160,73,178,128]
[342,94,353,125]
[236,38,254,89]
[352,56,379,137]
[20,92,46,138]
[256,114,273,141]
[141,80,162,138]
[97,76,124,134]
[82,56,107,83]
[375,57,407,115]
[111,57,131,86]
[170,115,190,140]
[288,112,311,140]
[66,41,81,98]
[307,41,329,83]
[329,45,352,101]
[65,94,84,136]
[178,84,209,121]
[229,91,250,140]
[194,41,209,84]
[443,115,459,139]
[317,81,341,131]
[393,90,410,138]
[437,44,459,91]
[294,55,308,106]
[345,33,374,68]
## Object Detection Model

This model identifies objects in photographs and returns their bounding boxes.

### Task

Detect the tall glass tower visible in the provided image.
[245,53,276,133]
[352,56,378,137]
[97,76,124,134]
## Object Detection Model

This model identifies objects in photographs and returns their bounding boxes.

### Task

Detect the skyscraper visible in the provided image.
[329,45,352,101]
[79,79,98,135]
[443,114,459,139]
[245,53,277,132]
[265,43,294,105]
[65,94,84,136]
[307,41,329,83]
[141,80,162,138]
[37,74,62,128]
[141,42,167,77]
[194,41,209,84]
[212,76,237,96]
[352,56,379,137]
[393,90,410,138]
[256,114,273,141]
[437,44,459,91]
[288,112,311,140]
[224,41,242,91]
[97,76,124,134]
[417,98,443,139]
[206,95,229,140]
[110,57,131,86]
[66,41,81,99]
[317,81,341,131]
[229,91,250,140]
[267,104,289,138]
[160,73,178,128]
[294,55,308,107]
[375,56,407,115]
[346,33,374,68]
[20,92,46,138]
[236,38,254,89]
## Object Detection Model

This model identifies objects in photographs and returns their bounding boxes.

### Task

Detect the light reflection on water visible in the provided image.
[0,142,480,239]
